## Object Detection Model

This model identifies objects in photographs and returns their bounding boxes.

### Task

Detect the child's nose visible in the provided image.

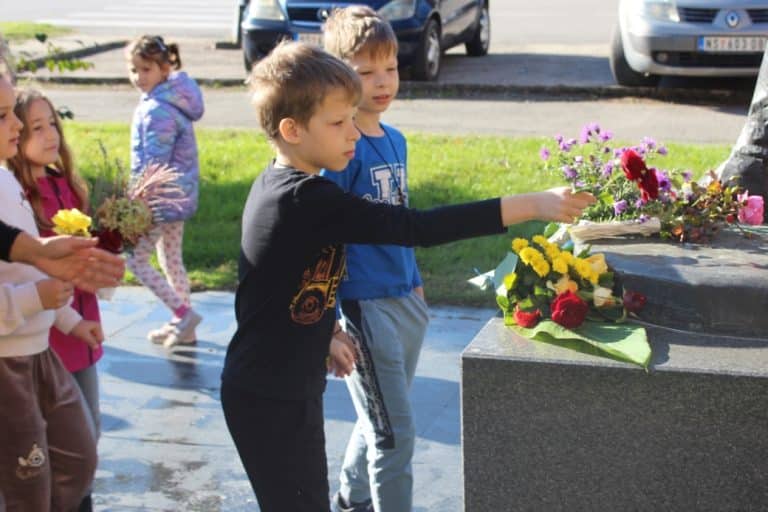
[350,124,361,142]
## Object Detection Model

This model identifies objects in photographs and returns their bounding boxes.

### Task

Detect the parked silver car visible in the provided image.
[611,0,768,86]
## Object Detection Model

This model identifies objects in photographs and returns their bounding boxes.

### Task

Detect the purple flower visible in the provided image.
[637,214,651,224]
[682,170,693,182]
[588,122,601,134]
[635,198,646,208]
[567,138,577,146]
[655,169,671,191]
[555,134,564,143]
[603,146,612,154]
[575,180,586,188]
[579,125,591,144]
[562,165,578,180]
[539,147,550,161]
[559,140,573,152]
[599,130,613,142]
[657,146,668,155]
[574,155,584,164]
[642,137,657,150]
[614,148,625,158]
[614,199,628,215]
[601,162,614,178]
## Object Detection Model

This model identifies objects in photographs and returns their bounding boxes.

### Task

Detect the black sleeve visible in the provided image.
[0,220,23,262]
[300,178,506,248]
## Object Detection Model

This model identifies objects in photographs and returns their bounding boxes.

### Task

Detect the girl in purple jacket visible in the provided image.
[125,35,205,348]
[8,88,103,512]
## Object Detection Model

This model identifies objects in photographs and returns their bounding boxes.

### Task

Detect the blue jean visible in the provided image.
[338,291,430,512]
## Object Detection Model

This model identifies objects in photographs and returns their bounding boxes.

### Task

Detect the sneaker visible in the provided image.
[148,322,175,344]
[163,309,202,348]
[332,492,374,512]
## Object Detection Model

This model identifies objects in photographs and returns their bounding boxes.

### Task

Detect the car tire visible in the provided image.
[609,25,660,87]
[412,18,441,81]
[465,3,490,57]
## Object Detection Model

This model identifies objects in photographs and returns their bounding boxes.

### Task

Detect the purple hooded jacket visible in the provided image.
[130,71,204,222]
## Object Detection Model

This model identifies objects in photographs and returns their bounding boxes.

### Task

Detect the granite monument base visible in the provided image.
[462,320,768,511]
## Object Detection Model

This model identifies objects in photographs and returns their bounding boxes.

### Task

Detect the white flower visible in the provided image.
[593,286,615,308]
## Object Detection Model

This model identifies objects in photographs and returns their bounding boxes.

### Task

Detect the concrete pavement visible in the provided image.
[94,286,496,511]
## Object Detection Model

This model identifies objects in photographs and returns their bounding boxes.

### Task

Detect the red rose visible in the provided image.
[514,306,542,328]
[620,149,647,181]
[94,228,124,254]
[622,291,646,314]
[639,168,660,201]
[550,291,589,329]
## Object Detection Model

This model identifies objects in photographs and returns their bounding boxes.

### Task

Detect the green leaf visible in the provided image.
[511,319,651,369]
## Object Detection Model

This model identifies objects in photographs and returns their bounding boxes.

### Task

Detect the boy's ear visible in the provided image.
[278,118,301,144]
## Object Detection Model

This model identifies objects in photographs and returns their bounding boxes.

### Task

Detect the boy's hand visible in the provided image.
[536,187,596,224]
[36,279,74,310]
[414,286,425,302]
[69,320,104,350]
[328,330,357,378]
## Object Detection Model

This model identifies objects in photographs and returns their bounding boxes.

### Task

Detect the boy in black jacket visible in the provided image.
[220,41,594,512]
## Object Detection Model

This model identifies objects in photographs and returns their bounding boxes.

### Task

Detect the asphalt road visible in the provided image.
[6,1,616,47]
[45,84,748,145]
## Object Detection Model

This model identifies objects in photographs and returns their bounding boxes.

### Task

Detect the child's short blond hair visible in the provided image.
[249,41,361,141]
[323,5,398,61]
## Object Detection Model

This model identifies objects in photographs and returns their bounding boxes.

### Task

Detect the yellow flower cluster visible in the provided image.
[510,236,609,290]
[52,208,92,237]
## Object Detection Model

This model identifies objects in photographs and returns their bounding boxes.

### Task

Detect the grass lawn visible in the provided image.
[0,22,71,42]
[65,122,730,306]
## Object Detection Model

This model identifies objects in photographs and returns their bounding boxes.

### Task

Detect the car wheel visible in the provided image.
[465,3,490,57]
[609,25,660,87]
[412,18,441,81]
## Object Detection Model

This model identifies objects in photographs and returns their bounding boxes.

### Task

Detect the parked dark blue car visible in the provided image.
[239,0,490,81]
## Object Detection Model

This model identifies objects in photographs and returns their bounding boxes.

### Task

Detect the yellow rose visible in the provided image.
[52,208,92,237]
[551,257,568,275]
[503,272,518,291]
[593,286,616,308]
[553,274,578,294]
[585,254,608,276]
[511,238,529,253]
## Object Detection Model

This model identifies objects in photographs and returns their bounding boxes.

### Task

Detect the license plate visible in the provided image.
[296,32,323,47]
[698,36,767,53]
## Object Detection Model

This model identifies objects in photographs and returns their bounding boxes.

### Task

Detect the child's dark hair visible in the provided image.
[126,35,182,70]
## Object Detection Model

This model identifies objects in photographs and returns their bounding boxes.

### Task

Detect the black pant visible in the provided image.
[221,381,330,512]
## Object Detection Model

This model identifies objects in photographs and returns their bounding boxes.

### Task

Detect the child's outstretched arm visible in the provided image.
[500,187,595,225]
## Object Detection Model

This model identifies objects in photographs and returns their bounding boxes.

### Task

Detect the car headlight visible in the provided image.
[246,0,285,21]
[635,0,680,23]
[378,0,417,22]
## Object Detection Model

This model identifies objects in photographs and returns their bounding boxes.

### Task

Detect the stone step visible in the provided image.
[588,226,768,340]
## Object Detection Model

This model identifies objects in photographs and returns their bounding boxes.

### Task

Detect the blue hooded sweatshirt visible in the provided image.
[130,71,204,222]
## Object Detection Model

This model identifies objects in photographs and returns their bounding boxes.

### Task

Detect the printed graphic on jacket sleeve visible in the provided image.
[290,245,346,325]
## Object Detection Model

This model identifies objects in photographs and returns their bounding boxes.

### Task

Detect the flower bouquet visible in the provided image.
[50,207,121,300]
[472,232,651,369]
[540,123,764,244]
